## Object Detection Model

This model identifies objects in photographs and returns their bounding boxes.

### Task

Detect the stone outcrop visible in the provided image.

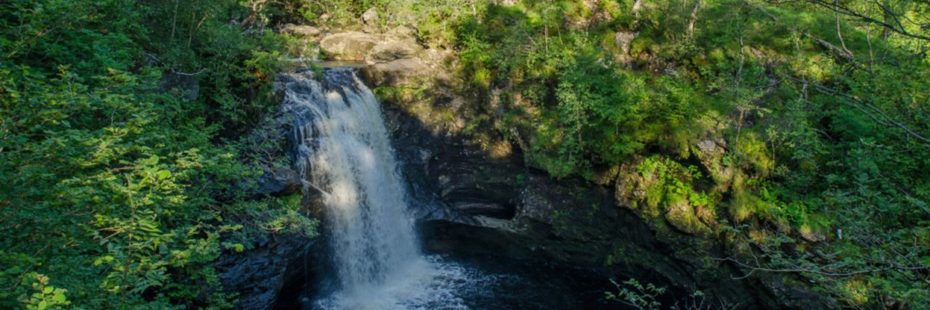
[216,234,315,309]
[316,30,424,65]
[302,28,439,89]
[369,45,835,308]
[319,32,379,61]
[383,100,522,224]
[367,40,418,62]
[280,24,322,38]
[361,58,427,86]
[254,168,301,197]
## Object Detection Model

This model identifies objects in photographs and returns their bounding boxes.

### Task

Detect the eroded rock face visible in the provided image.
[383,99,522,224]
[216,234,315,310]
[312,29,433,88]
[614,160,658,213]
[375,79,837,309]
[246,26,836,310]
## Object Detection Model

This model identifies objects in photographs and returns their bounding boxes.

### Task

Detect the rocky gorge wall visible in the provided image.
[217,23,838,309]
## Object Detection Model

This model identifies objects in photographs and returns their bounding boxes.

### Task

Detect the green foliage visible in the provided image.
[605,278,666,310]
[441,0,930,306]
[3,0,930,307]
[453,3,713,178]
[19,273,71,310]
[0,0,315,308]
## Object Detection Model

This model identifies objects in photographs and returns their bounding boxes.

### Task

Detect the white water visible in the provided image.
[283,69,479,309]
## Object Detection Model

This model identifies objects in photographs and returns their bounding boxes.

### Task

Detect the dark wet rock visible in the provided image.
[516,175,563,224]
[451,201,513,219]
[217,234,315,310]
[254,168,302,197]
[756,274,838,309]
[379,91,833,308]
[382,98,521,224]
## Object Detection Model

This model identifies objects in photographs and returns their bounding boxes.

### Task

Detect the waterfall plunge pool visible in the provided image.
[274,68,617,310]
[275,249,615,310]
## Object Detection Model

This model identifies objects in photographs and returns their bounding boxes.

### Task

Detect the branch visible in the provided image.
[798,0,930,41]
[805,32,855,62]
[169,69,207,76]
[713,256,926,279]
[786,76,930,145]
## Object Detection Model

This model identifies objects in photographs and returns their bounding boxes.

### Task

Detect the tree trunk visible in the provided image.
[688,0,702,36]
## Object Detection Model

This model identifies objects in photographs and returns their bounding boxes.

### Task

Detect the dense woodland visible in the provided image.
[2,0,930,309]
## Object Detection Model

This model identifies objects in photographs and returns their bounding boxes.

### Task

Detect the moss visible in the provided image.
[733,132,774,177]
[665,200,712,235]
[619,156,720,235]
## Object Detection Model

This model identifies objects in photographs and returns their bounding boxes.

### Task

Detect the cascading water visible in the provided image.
[279,68,605,310]
[283,69,472,309]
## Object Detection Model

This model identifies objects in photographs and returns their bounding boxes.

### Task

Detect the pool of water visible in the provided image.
[278,252,615,310]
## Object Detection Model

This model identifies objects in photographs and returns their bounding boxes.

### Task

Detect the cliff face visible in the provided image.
[319,28,833,308]
[377,78,784,308]
[222,26,835,309]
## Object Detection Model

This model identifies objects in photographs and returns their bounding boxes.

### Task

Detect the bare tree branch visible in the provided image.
[793,0,930,41]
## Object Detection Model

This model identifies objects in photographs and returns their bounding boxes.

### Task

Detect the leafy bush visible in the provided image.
[0,0,315,308]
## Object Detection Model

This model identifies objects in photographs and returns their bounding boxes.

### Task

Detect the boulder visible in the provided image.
[362,8,379,26]
[614,160,659,215]
[254,168,302,197]
[367,40,418,62]
[692,137,735,193]
[280,24,322,37]
[319,32,378,61]
[664,200,712,235]
[360,58,427,87]
[614,31,638,54]
[613,31,638,65]
[387,26,418,41]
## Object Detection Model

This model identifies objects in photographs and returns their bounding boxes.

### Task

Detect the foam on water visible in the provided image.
[284,69,504,309]
[313,255,518,310]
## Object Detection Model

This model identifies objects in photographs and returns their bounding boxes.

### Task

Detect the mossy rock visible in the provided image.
[664,200,713,236]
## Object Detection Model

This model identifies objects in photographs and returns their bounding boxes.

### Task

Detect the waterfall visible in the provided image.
[283,69,471,309]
